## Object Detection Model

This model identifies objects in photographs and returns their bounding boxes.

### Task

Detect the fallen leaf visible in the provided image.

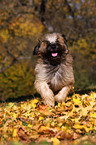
[51,137,60,145]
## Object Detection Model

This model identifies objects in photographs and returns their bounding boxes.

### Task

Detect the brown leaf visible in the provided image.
[38,104,48,110]
[72,132,80,139]
[18,127,30,142]
[38,126,57,136]
[37,136,52,143]
[55,131,73,140]
[30,133,40,141]
[38,104,53,116]
[65,104,73,111]
[32,124,41,131]
[0,112,2,118]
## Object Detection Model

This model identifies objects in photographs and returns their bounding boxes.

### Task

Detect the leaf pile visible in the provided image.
[0,92,96,145]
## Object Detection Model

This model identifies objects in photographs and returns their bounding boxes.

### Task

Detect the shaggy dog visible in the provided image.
[33,33,74,106]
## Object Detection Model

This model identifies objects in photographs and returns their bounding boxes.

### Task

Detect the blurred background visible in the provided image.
[0,0,96,101]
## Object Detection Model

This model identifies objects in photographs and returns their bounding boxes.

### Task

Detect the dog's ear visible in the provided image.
[62,34,67,45]
[62,34,69,54]
[33,41,41,55]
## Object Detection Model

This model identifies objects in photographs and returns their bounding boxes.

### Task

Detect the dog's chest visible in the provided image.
[47,66,64,91]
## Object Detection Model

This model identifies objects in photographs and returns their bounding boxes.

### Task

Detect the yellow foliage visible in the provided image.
[0,61,36,100]
[0,29,9,42]
[8,14,44,38]
[0,92,96,144]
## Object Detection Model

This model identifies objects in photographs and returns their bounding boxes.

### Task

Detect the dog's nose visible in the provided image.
[51,44,56,49]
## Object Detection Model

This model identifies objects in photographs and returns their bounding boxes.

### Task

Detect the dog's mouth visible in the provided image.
[51,52,58,57]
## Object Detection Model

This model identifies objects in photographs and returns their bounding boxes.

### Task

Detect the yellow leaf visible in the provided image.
[31,99,39,104]
[28,124,33,128]
[31,103,37,108]
[13,105,18,110]
[72,94,82,105]
[62,102,65,106]
[12,113,18,119]
[8,102,14,108]
[61,126,67,131]
[73,124,92,133]
[30,99,39,108]
[13,128,18,137]
[19,121,22,125]
[73,124,84,129]
[58,103,61,107]
[80,108,88,116]
[51,137,60,145]
[58,122,63,127]
[39,116,44,121]
[84,126,92,133]
[90,112,96,118]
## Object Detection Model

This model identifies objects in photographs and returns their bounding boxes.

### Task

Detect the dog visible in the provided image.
[33,33,74,106]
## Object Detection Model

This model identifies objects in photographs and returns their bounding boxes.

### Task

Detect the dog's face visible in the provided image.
[33,33,69,65]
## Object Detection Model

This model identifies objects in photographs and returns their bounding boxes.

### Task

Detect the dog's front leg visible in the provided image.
[35,81,55,106]
[55,85,72,103]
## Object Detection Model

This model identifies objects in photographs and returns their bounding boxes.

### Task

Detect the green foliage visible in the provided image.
[0,61,36,101]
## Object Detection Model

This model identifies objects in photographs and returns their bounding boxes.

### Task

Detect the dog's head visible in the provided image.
[33,33,69,65]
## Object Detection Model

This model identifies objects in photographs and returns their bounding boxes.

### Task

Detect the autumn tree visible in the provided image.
[0,0,96,99]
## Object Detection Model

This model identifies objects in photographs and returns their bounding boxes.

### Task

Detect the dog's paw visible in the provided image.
[43,96,55,107]
[55,93,66,103]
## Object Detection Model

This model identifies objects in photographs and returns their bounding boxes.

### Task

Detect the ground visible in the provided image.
[0,92,96,145]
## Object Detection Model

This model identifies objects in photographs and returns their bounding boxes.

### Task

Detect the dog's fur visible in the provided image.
[33,33,74,106]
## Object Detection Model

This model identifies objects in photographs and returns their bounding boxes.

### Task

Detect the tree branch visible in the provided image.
[64,0,77,28]
[39,0,54,32]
